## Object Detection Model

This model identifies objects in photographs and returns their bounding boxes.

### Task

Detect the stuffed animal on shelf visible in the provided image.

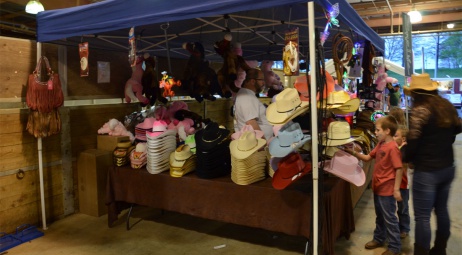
[374,63,398,102]
[159,71,182,98]
[124,55,150,106]
[232,42,259,90]
[98,118,135,142]
[141,53,168,105]
[182,42,221,102]
[260,60,283,98]
[214,34,251,98]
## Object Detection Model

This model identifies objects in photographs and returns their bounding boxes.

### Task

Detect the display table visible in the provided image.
[106,166,355,255]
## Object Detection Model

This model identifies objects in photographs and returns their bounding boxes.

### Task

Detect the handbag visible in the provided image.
[26,56,64,113]
[26,56,63,138]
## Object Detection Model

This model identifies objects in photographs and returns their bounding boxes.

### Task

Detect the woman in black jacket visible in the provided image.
[403,73,462,255]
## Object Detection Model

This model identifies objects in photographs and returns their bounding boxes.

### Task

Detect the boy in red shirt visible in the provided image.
[345,115,403,255]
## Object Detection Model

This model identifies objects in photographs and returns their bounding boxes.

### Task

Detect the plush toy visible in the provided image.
[214,34,251,98]
[141,53,168,105]
[153,105,170,123]
[159,71,182,98]
[232,42,259,90]
[260,60,284,98]
[374,63,398,101]
[98,118,135,142]
[182,42,221,102]
[125,55,150,106]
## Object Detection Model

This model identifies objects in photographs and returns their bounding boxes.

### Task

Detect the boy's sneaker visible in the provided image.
[365,240,383,249]
[382,249,400,255]
[400,232,408,239]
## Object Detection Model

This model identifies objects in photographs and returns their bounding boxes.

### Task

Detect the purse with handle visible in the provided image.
[26,56,64,138]
[26,56,64,113]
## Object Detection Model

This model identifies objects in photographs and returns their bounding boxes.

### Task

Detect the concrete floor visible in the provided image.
[6,135,462,255]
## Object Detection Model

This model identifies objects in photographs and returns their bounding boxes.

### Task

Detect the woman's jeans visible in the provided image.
[412,165,455,250]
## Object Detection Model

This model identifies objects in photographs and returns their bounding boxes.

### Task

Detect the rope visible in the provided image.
[332,33,353,81]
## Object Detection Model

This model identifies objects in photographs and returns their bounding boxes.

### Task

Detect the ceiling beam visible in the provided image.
[364,12,462,27]
[355,1,462,16]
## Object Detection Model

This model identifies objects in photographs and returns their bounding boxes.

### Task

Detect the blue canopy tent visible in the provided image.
[35,1,383,254]
[36,0,384,61]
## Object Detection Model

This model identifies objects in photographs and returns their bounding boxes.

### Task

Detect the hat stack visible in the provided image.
[130,142,147,169]
[134,117,155,142]
[194,122,231,179]
[113,140,135,167]
[268,121,311,157]
[169,144,197,177]
[146,120,177,174]
[229,131,267,185]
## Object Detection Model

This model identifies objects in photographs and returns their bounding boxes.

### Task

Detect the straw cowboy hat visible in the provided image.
[322,121,356,147]
[329,98,360,115]
[403,73,439,95]
[230,131,266,160]
[323,150,365,187]
[266,88,309,125]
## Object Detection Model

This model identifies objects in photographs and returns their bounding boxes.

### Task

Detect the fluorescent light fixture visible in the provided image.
[408,10,422,23]
[447,23,455,29]
[25,0,45,14]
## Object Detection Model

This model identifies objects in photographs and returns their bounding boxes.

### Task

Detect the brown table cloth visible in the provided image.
[106,166,355,255]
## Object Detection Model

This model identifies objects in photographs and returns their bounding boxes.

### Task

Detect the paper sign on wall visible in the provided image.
[97,61,110,83]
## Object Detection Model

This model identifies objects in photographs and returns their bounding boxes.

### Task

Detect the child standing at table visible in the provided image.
[394,125,411,239]
[344,115,403,255]
[389,107,411,239]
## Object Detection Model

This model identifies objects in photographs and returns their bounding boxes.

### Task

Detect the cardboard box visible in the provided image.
[97,135,130,152]
[78,149,112,217]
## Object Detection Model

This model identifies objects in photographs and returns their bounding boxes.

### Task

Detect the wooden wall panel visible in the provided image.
[0,164,64,233]
[66,46,130,97]
[205,99,234,130]
[69,104,139,158]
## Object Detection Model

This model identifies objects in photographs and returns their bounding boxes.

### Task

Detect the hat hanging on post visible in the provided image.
[323,150,365,187]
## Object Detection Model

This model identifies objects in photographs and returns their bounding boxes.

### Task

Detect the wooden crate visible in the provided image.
[77,149,112,217]
[97,135,130,152]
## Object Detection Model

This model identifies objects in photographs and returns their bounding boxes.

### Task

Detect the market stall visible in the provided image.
[34,1,384,255]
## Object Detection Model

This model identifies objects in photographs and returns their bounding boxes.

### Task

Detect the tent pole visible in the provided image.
[36,42,47,230]
[308,2,318,255]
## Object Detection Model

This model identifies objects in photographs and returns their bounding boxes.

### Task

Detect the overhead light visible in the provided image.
[447,23,455,29]
[25,0,45,14]
[408,5,422,24]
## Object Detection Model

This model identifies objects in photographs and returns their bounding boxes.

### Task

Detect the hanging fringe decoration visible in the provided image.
[26,56,64,138]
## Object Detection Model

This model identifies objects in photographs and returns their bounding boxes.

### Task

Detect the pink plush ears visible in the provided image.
[154,105,168,121]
